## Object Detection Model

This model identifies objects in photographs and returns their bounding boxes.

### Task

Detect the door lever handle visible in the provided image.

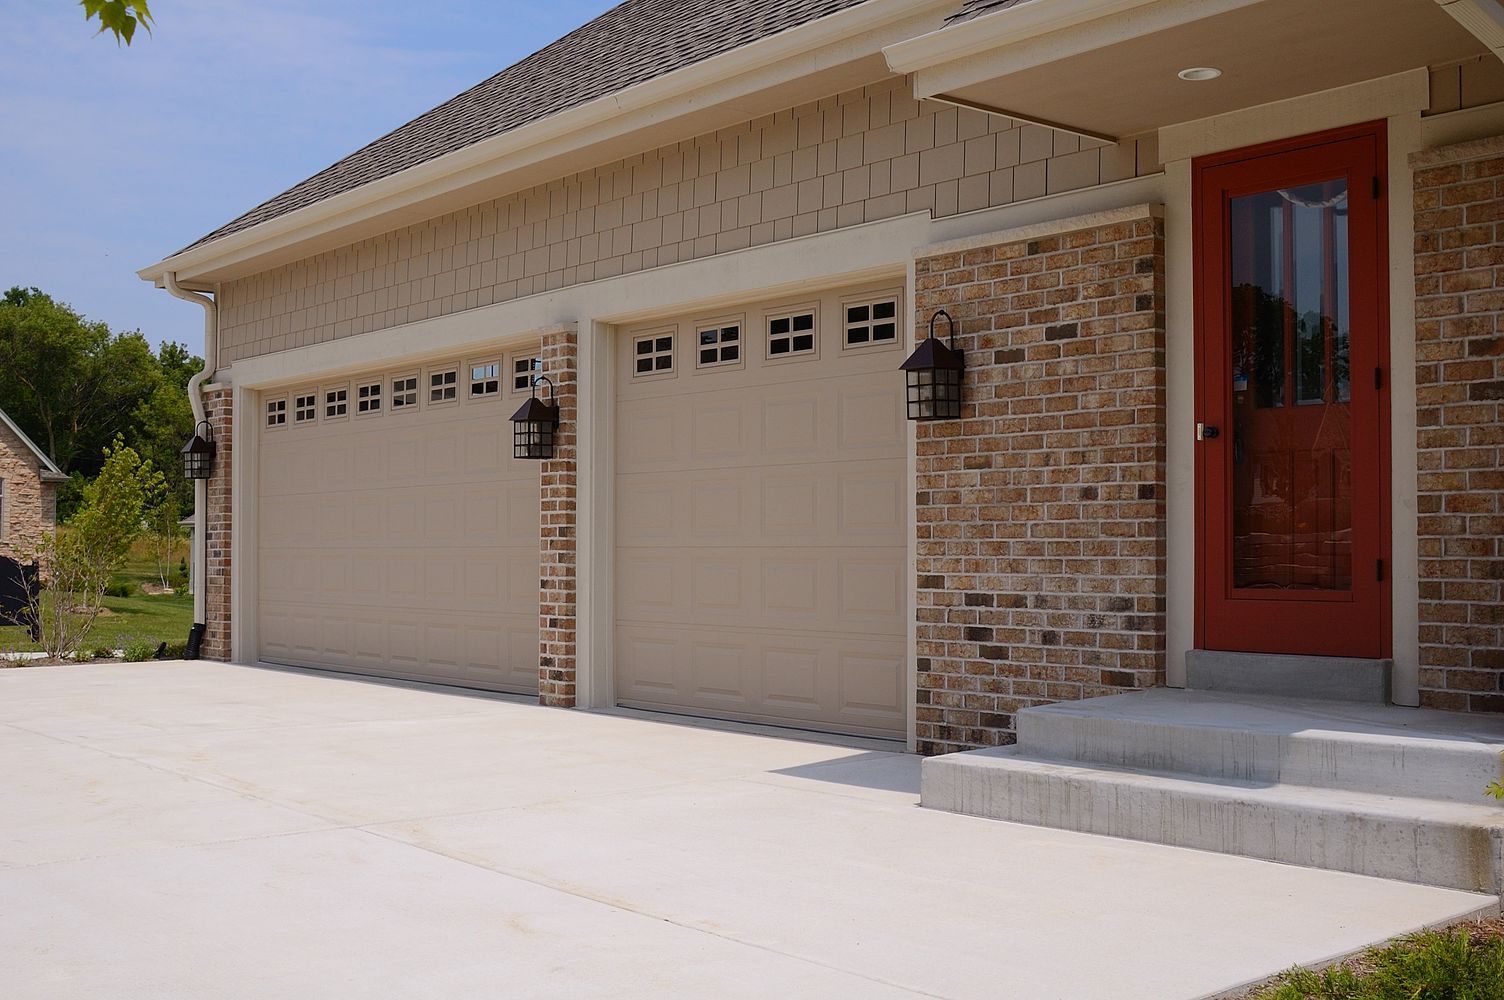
[1196,423,1220,441]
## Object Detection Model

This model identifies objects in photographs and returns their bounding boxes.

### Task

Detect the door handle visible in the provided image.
[1196,423,1220,441]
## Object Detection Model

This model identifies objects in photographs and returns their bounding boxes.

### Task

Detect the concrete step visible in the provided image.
[1185,649,1391,703]
[1018,690,1504,806]
[923,747,1504,895]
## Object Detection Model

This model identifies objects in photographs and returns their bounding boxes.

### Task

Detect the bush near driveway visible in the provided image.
[1249,919,1504,999]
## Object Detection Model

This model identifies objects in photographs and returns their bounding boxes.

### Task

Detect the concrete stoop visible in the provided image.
[922,689,1504,895]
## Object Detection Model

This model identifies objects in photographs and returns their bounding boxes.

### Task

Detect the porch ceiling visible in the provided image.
[900,0,1487,140]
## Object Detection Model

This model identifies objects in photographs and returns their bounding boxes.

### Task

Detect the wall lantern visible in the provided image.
[180,420,217,480]
[901,309,965,421]
[510,375,560,460]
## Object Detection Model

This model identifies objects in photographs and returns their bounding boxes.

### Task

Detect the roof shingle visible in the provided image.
[944,0,1035,26]
[180,0,874,255]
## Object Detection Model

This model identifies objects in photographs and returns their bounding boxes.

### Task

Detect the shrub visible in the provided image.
[105,581,135,598]
[122,638,158,662]
[167,571,187,592]
[73,647,95,663]
[92,646,117,661]
[161,641,188,660]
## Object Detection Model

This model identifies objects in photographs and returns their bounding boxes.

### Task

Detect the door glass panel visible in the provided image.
[1228,179,1352,592]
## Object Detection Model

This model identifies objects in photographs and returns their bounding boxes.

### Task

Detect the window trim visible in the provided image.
[322,383,351,422]
[293,388,319,425]
[840,290,904,353]
[629,327,678,381]
[354,379,384,418]
[692,313,746,372]
[509,352,543,395]
[427,365,461,408]
[264,395,289,429]
[390,371,420,412]
[764,302,821,364]
[467,358,504,401]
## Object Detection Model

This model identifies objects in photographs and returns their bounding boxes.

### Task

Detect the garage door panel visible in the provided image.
[258,349,540,696]
[615,285,907,738]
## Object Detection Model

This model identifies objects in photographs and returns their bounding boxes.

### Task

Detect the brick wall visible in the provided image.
[217,78,1159,365]
[0,422,55,564]
[201,387,234,662]
[1411,137,1504,712]
[539,328,578,707]
[912,207,1167,755]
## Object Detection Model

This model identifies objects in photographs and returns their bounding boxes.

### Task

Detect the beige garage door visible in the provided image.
[257,349,541,694]
[615,284,908,738]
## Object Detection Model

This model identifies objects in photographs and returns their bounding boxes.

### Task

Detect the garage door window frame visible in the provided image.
[841,290,904,353]
[694,313,745,372]
[631,328,678,381]
[293,389,319,425]
[323,383,351,422]
[468,358,503,401]
[265,395,289,429]
[428,365,461,408]
[354,379,384,418]
[764,302,820,364]
[390,372,420,412]
[509,353,542,395]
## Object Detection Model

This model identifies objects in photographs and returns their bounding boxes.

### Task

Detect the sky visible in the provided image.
[1,0,617,357]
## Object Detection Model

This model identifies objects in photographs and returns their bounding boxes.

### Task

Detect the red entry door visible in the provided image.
[1195,124,1390,659]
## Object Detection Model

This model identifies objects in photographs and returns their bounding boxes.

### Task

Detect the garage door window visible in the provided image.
[356,381,383,415]
[429,368,459,405]
[265,397,287,428]
[633,333,675,377]
[696,321,741,369]
[844,298,899,349]
[324,386,349,420]
[391,375,419,410]
[294,392,317,424]
[470,361,501,398]
[767,309,817,359]
[512,356,541,393]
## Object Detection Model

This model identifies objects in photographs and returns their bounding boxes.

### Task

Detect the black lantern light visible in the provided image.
[901,309,965,421]
[510,375,560,460]
[180,420,217,480]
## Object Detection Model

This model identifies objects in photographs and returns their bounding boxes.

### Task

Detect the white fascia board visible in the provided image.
[139,0,957,286]
[887,0,1264,99]
[1436,0,1504,58]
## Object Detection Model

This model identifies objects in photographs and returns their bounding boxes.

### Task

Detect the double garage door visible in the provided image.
[254,282,909,739]
[257,348,542,694]
[614,283,909,739]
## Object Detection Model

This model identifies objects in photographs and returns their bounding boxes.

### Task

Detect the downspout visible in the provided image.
[163,272,217,651]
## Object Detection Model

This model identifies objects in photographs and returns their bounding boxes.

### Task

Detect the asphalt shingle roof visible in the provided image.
[944,0,1035,26]
[181,0,875,255]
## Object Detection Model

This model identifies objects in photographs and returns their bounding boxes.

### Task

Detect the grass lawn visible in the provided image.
[1247,919,1504,998]
[0,536,194,656]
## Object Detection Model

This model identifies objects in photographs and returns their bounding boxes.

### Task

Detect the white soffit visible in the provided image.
[1436,0,1504,59]
[886,0,1485,140]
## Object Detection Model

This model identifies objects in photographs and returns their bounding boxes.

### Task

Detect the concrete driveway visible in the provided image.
[2,662,1495,1000]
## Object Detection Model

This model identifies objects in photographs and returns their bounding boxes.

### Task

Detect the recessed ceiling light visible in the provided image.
[1178,67,1223,82]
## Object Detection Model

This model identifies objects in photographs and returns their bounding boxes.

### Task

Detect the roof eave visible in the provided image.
[0,409,67,480]
[140,0,958,287]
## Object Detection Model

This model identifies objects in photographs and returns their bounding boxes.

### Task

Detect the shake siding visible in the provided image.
[218,78,1158,366]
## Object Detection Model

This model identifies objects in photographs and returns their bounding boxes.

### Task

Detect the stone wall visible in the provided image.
[912,207,1167,754]
[217,77,1158,366]
[0,422,55,564]
[1411,136,1504,712]
[538,328,579,707]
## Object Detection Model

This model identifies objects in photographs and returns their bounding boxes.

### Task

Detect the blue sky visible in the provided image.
[2,0,616,356]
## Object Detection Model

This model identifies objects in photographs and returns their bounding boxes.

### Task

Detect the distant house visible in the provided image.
[0,407,66,563]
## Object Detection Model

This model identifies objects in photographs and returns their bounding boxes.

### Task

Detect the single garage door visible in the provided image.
[257,348,541,694]
[615,284,908,738]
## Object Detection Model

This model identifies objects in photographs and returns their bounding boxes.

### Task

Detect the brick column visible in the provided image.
[201,386,233,661]
[539,327,579,707]
[912,207,1167,755]
[1411,137,1504,712]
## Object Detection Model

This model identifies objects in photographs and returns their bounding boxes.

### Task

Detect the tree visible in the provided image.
[145,494,182,591]
[80,0,153,44]
[130,341,201,512]
[22,438,166,660]
[0,287,170,479]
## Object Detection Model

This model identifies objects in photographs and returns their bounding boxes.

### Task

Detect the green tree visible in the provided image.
[130,341,202,511]
[0,287,163,480]
[80,0,153,44]
[23,438,166,660]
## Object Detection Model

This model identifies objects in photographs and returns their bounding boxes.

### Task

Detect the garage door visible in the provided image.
[615,285,908,738]
[257,348,541,694]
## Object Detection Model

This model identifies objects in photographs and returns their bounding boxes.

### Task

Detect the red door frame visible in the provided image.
[1192,121,1392,659]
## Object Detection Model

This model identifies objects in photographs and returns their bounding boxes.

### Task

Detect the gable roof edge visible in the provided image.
[0,408,67,482]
